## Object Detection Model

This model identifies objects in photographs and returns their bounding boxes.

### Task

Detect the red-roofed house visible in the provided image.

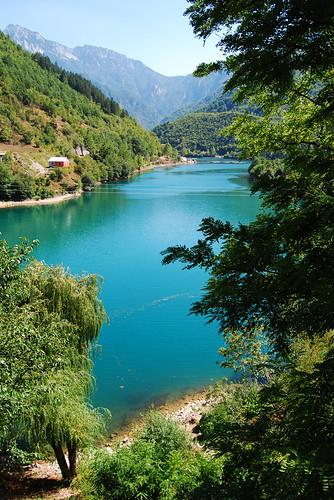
[48,156,70,168]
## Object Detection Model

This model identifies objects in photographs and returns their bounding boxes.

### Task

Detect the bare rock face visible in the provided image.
[5,25,227,129]
[5,24,78,61]
[75,145,90,157]
[31,160,47,175]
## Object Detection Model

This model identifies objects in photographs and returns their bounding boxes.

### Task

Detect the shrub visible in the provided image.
[49,168,63,181]
[138,411,191,460]
[197,336,334,499]
[77,442,161,499]
[21,129,34,145]
[0,125,12,142]
[75,413,224,499]
[77,444,224,499]
[81,174,95,190]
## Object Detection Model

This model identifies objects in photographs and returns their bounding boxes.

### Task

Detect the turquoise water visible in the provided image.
[0,159,259,427]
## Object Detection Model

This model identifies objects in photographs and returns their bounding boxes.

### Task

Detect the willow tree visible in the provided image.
[0,240,107,481]
[26,261,107,479]
[27,261,106,349]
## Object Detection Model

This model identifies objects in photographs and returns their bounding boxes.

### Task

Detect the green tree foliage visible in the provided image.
[162,1,334,358]
[153,112,236,156]
[76,412,224,499]
[0,32,171,200]
[186,0,334,98]
[199,333,334,499]
[0,239,107,481]
[157,2,334,497]
[162,77,334,357]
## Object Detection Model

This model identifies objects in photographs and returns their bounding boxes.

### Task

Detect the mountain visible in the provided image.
[0,31,174,201]
[5,25,227,129]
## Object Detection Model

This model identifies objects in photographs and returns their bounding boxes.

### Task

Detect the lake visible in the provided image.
[0,159,260,427]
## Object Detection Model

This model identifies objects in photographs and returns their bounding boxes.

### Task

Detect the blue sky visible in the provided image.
[1,0,222,76]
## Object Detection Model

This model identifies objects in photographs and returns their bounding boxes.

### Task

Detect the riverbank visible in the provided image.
[0,160,188,209]
[108,384,225,447]
[134,157,192,174]
[0,191,82,209]
[2,386,224,499]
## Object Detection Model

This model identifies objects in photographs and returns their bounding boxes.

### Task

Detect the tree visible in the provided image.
[185,0,334,98]
[162,3,334,497]
[162,1,334,363]
[0,240,107,481]
[198,332,334,499]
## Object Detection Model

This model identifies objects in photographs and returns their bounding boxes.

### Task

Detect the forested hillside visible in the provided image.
[153,112,237,157]
[196,89,237,113]
[31,52,125,117]
[154,86,258,157]
[0,32,174,201]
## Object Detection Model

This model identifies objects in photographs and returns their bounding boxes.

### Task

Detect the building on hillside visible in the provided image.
[0,151,7,161]
[48,156,70,168]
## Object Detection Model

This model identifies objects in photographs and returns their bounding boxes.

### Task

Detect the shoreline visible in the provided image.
[109,384,224,445]
[135,158,196,174]
[0,160,189,209]
[134,160,183,173]
[0,191,82,209]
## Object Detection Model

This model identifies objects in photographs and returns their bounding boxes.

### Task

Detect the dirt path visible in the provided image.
[2,461,77,499]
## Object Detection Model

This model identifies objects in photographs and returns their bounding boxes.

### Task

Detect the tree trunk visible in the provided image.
[52,442,71,482]
[68,442,77,478]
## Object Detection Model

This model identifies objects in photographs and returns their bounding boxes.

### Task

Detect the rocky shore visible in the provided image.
[166,394,215,435]
[110,386,225,448]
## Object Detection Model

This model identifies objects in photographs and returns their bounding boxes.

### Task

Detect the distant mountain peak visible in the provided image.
[6,24,44,39]
[5,24,78,61]
[5,24,227,128]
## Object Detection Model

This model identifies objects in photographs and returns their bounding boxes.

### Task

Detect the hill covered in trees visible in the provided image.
[153,111,237,157]
[153,85,258,157]
[0,32,175,201]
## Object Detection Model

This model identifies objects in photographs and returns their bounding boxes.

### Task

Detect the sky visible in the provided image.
[1,0,222,76]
